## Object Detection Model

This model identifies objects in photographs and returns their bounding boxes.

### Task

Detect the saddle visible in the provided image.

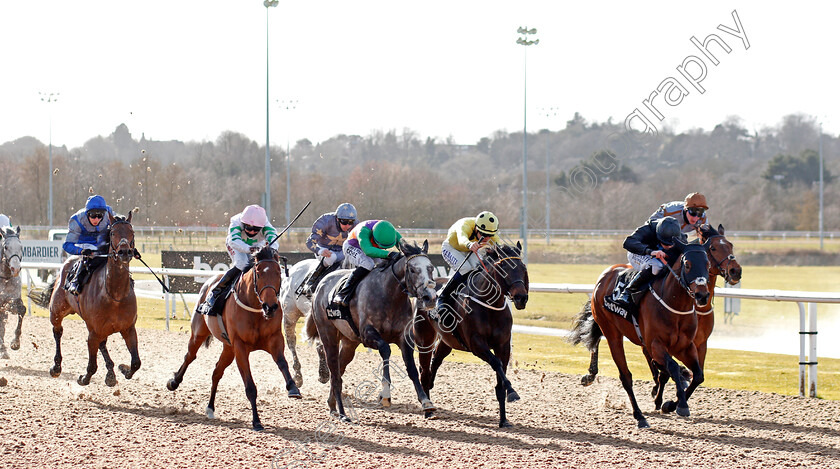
[326,274,361,337]
[604,268,642,321]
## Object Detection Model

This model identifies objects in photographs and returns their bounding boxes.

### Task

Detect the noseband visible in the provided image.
[663,248,708,299]
[109,219,135,262]
[241,258,281,312]
[390,253,433,298]
[0,233,21,279]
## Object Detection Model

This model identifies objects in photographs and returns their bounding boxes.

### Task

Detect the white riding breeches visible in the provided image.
[441,241,482,276]
[226,244,252,270]
[627,251,665,275]
[343,243,375,271]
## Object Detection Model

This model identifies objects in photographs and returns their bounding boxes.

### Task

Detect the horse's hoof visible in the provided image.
[166,379,179,391]
[638,418,651,429]
[424,410,438,420]
[338,414,352,424]
[206,407,215,419]
[288,389,302,399]
[507,391,520,403]
[49,366,61,378]
[105,372,117,387]
[676,405,690,417]
[650,387,658,398]
[318,373,329,384]
[654,401,662,411]
[10,340,20,351]
[499,419,513,428]
[253,422,264,432]
[0,351,9,360]
[421,399,436,412]
[118,364,133,379]
[294,375,304,388]
[661,401,677,414]
[380,396,391,408]
[77,375,90,386]
[580,375,595,386]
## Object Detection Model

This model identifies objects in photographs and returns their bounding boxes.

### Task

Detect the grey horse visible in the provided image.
[305,239,438,422]
[0,226,25,359]
[278,257,329,387]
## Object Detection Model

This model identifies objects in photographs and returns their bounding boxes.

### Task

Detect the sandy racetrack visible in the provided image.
[1,316,839,468]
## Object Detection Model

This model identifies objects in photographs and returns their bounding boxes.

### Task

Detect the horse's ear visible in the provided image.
[398,238,407,254]
[422,239,428,253]
[127,211,133,223]
[15,226,20,235]
[108,212,115,224]
[516,241,522,253]
[718,224,724,236]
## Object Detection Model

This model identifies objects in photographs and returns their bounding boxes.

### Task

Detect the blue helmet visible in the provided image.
[85,195,107,213]
[335,203,357,221]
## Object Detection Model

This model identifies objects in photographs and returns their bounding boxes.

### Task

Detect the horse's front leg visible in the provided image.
[118,325,141,379]
[473,338,518,428]
[98,338,117,387]
[283,308,304,388]
[399,334,436,414]
[10,298,25,351]
[207,345,235,420]
[652,341,690,417]
[0,310,9,359]
[232,342,263,431]
[78,330,102,386]
[268,333,301,399]
[362,325,392,407]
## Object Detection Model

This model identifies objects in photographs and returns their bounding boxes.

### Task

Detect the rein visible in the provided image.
[461,252,525,309]
[389,253,429,298]
[236,258,281,313]
[704,234,738,284]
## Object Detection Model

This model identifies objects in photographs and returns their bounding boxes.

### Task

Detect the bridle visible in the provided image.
[662,246,709,299]
[0,232,21,279]
[465,248,527,309]
[108,219,135,262]
[703,234,738,284]
[390,253,434,298]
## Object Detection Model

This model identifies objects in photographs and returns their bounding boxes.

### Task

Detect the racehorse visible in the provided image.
[305,239,438,422]
[569,241,711,428]
[0,226,25,359]
[278,258,329,387]
[413,243,529,428]
[167,245,301,431]
[648,224,742,408]
[47,213,141,386]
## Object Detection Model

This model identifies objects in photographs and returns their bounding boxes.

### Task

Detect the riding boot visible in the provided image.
[616,267,655,307]
[304,260,329,294]
[198,267,242,315]
[435,270,463,311]
[65,259,88,295]
[333,267,368,308]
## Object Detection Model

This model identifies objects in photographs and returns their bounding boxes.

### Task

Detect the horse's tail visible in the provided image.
[28,278,56,309]
[567,299,602,352]
[303,312,320,344]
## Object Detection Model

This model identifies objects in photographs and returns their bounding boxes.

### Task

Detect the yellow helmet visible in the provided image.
[474,211,499,236]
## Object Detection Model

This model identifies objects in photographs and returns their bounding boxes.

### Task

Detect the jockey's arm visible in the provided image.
[358,226,391,259]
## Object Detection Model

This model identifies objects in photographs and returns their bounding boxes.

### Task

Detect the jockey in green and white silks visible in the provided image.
[302,203,358,293]
[333,219,401,307]
[197,205,277,316]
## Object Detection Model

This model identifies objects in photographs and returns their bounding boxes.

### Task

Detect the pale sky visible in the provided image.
[2,1,838,150]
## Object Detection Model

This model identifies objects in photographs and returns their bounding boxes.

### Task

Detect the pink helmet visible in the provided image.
[241,205,267,227]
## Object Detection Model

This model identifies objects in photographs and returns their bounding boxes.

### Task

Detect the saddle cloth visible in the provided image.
[603,268,640,322]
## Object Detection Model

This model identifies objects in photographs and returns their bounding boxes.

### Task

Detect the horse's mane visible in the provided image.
[400,240,424,257]
[255,245,277,261]
[485,243,520,259]
[0,226,17,237]
[698,224,719,239]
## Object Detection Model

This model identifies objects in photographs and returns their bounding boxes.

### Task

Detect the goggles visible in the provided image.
[243,224,262,234]
[88,211,105,220]
[338,218,354,226]
[686,207,706,217]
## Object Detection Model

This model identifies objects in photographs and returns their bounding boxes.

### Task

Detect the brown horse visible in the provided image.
[47,213,140,386]
[167,245,301,431]
[412,243,529,428]
[648,224,742,408]
[569,242,711,428]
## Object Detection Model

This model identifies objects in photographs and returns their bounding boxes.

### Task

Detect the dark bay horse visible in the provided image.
[167,245,300,431]
[648,224,742,407]
[413,243,529,427]
[0,226,25,359]
[305,239,438,422]
[48,213,140,386]
[569,242,711,428]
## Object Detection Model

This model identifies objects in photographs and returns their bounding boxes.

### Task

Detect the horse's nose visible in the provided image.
[695,290,710,307]
[513,294,528,310]
[263,304,278,319]
[730,267,742,282]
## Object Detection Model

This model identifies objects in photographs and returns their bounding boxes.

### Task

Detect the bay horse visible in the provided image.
[0,226,25,359]
[48,213,141,386]
[412,243,529,427]
[167,245,301,431]
[648,224,742,408]
[305,239,438,422]
[569,241,711,428]
[278,258,329,387]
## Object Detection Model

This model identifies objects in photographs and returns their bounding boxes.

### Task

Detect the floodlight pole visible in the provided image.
[517,27,538,264]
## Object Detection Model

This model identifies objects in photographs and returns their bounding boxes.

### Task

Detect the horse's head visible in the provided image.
[251,245,282,319]
[700,224,742,285]
[398,239,437,304]
[108,212,135,263]
[674,242,711,307]
[483,242,529,310]
[0,226,22,277]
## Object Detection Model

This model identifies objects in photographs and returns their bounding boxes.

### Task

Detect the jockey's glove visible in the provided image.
[81,249,94,258]
[387,251,401,262]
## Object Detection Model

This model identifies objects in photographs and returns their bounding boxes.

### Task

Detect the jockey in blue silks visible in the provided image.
[62,195,115,294]
[300,202,358,295]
